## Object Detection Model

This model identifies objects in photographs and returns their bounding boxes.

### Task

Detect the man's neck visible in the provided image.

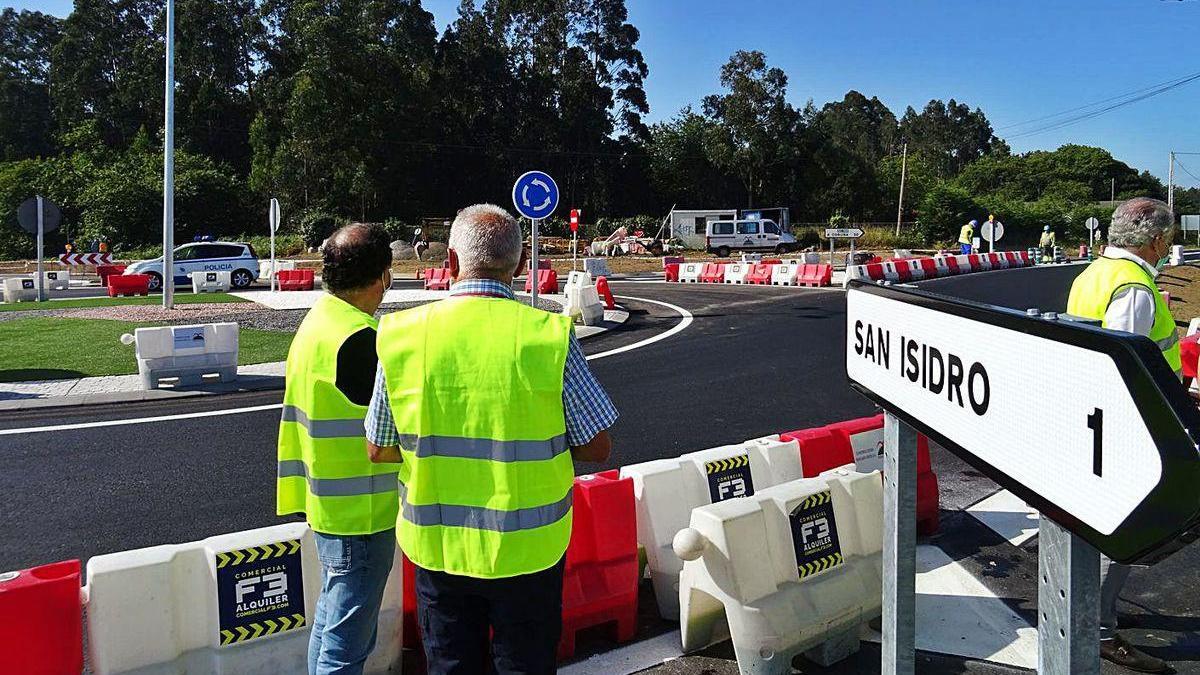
[333,290,378,316]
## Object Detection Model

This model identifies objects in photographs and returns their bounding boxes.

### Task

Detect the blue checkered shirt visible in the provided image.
[366,278,617,448]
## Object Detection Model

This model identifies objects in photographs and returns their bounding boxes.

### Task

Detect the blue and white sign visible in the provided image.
[512,171,559,220]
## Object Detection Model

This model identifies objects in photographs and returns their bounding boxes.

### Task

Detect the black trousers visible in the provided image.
[415,558,564,675]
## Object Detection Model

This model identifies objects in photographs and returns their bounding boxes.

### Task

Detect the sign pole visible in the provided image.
[572,229,578,271]
[161,0,175,309]
[830,237,835,268]
[531,217,540,307]
[1037,517,1101,674]
[881,412,917,675]
[36,195,45,302]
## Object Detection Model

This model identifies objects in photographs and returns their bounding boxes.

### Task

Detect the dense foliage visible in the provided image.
[1,2,1197,258]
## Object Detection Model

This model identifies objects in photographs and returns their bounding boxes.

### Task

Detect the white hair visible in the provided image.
[1109,197,1174,249]
[448,203,523,279]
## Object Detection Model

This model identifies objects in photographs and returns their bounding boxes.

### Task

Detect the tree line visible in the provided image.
[1,1,1197,257]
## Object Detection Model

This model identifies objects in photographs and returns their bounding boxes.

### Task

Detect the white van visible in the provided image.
[705,219,797,257]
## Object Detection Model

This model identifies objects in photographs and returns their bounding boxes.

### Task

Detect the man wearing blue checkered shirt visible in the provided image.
[366,204,616,675]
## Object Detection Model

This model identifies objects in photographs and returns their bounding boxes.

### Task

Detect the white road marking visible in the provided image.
[966,489,1040,547]
[0,295,692,434]
[559,629,682,675]
[0,403,283,436]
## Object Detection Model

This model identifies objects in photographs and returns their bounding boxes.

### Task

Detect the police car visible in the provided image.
[124,239,260,291]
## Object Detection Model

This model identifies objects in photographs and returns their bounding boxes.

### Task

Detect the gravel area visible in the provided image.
[0,297,564,333]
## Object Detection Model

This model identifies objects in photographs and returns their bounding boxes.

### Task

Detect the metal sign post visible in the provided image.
[17,196,62,303]
[824,228,864,268]
[1038,517,1101,674]
[881,413,917,675]
[35,196,45,302]
[1085,217,1099,250]
[982,220,1004,253]
[162,0,176,309]
[512,171,559,308]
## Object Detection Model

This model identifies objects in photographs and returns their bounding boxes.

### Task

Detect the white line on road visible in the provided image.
[1,295,692,434]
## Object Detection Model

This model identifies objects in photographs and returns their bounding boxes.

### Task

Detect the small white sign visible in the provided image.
[1182,215,1200,232]
[173,326,207,351]
[269,198,282,233]
[846,288,1161,536]
[981,220,1004,241]
[1085,217,1100,231]
[825,228,864,239]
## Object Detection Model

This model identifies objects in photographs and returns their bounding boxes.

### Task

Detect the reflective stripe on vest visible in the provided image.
[277,294,400,536]
[378,295,575,579]
[1066,256,1182,373]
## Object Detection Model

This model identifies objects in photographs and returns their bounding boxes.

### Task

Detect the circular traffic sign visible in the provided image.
[1085,217,1100,231]
[17,197,62,234]
[512,171,559,220]
[981,220,1004,241]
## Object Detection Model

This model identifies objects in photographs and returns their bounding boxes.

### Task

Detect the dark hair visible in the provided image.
[322,222,392,292]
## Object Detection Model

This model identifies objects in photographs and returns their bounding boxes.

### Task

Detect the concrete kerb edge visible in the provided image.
[0,304,632,412]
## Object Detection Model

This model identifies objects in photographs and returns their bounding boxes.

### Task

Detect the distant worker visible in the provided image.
[1066,197,1177,674]
[276,222,400,675]
[1039,225,1056,263]
[959,219,976,254]
[413,228,429,261]
[367,203,617,675]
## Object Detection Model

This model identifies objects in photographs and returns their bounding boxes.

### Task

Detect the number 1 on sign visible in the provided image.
[1088,408,1104,477]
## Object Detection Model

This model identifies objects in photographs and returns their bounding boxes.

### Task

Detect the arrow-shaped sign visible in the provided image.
[825,228,864,239]
[845,281,1200,564]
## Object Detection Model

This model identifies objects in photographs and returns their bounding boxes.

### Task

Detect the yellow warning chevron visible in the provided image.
[215,552,230,569]
[288,540,301,555]
[220,629,234,646]
[799,490,832,510]
[797,552,844,580]
[292,612,306,627]
[705,454,749,474]
[264,618,278,636]
[274,541,288,558]
[246,546,260,563]
[235,625,250,642]
[250,622,264,640]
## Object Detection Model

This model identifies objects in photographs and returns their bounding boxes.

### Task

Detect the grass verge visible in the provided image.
[0,292,249,313]
[0,317,294,382]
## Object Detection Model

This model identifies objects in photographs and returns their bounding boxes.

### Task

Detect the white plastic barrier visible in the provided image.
[1171,245,1185,267]
[880,261,901,282]
[191,270,232,294]
[723,263,751,284]
[740,253,762,264]
[905,258,925,280]
[678,262,704,283]
[952,254,973,272]
[933,256,951,276]
[674,467,883,673]
[34,269,71,291]
[562,282,605,327]
[771,261,801,286]
[620,436,804,619]
[802,251,821,264]
[2,276,37,302]
[86,522,403,674]
[991,253,1010,269]
[564,270,594,292]
[121,322,239,389]
[892,248,912,259]
[583,258,612,277]
[258,259,297,280]
[976,254,992,271]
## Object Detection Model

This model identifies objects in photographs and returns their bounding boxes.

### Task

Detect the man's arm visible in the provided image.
[563,334,618,464]
[364,363,403,464]
[1104,285,1156,336]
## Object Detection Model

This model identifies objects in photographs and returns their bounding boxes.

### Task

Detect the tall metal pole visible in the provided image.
[530,218,539,307]
[1038,517,1101,674]
[161,0,176,309]
[895,143,907,237]
[1110,177,1115,203]
[1168,152,1175,219]
[882,412,918,675]
[36,195,45,302]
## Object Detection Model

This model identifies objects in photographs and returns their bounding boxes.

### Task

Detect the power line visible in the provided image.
[1173,157,1200,187]
[996,70,1200,131]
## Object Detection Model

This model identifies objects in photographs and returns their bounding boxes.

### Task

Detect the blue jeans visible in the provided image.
[308,529,396,675]
[960,243,972,255]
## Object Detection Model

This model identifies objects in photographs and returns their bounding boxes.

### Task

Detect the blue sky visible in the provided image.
[14,0,1200,185]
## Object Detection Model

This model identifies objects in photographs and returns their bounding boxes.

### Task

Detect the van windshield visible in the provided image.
[763,220,780,235]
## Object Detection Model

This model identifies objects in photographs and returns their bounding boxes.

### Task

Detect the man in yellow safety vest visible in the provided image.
[1039,225,1057,263]
[1066,197,1177,674]
[367,203,617,674]
[959,219,977,255]
[277,222,401,674]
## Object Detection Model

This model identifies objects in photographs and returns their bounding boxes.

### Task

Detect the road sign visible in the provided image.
[269,198,281,292]
[825,228,864,239]
[512,171,559,221]
[1085,217,1100,231]
[981,220,1004,241]
[269,198,281,233]
[17,197,61,234]
[59,253,113,266]
[845,281,1200,564]
[569,208,580,233]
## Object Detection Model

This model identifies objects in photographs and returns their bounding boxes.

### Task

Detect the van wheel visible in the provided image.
[716,246,731,258]
[231,269,254,289]
[145,272,163,292]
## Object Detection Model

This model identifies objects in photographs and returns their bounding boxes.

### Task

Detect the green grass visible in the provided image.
[0,292,249,312]
[0,317,294,382]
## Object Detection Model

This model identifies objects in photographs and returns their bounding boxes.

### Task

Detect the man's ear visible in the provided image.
[448,249,460,282]
[515,247,529,279]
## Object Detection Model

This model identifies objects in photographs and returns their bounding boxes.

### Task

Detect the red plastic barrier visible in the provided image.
[744,263,774,285]
[863,262,886,281]
[988,252,1004,268]
[559,470,638,660]
[944,256,961,274]
[0,559,83,674]
[524,269,559,294]
[761,258,782,265]
[797,263,832,287]
[595,276,616,310]
[1019,250,1031,264]
[664,263,681,282]
[919,258,939,278]
[662,256,684,268]
[107,274,150,297]
[401,555,420,651]
[825,415,939,535]
[528,258,551,272]
[698,262,725,283]
[781,427,853,477]
[1003,251,1020,266]
[422,267,451,291]
[893,261,913,282]
[966,254,982,271]
[278,269,315,291]
[1078,245,1089,258]
[97,264,127,287]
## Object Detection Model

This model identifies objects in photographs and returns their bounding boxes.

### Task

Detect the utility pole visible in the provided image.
[895,143,908,237]
[1168,152,1175,218]
[161,0,176,309]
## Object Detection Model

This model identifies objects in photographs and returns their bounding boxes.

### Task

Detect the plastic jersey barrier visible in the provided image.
[724,263,752,284]
[583,258,612,277]
[699,263,726,283]
[559,470,639,659]
[125,322,239,389]
[278,269,315,291]
[108,274,151,297]
[674,467,884,673]
[918,258,939,279]
[664,263,681,283]
[258,260,296,281]
[770,261,800,286]
[620,436,804,620]
[190,270,232,294]
[97,264,128,286]
[2,277,37,302]
[779,427,853,478]
[662,256,685,268]
[678,262,704,283]
[890,261,912,283]
[35,269,71,292]
[797,264,832,287]
[422,267,451,291]
[0,559,83,674]
[863,263,885,281]
[595,276,616,310]
[85,523,403,674]
[743,264,774,285]
[932,256,951,276]
[524,269,559,294]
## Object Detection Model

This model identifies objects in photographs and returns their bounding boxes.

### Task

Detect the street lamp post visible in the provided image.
[162,0,175,309]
